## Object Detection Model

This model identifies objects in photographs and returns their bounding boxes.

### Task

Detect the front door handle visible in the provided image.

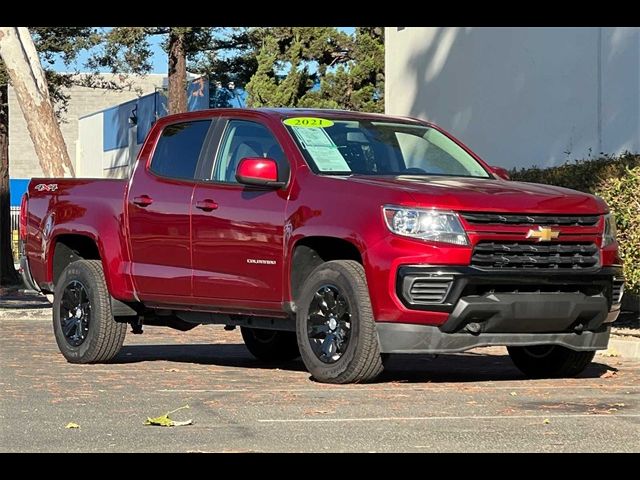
[195,199,218,212]
[133,195,153,207]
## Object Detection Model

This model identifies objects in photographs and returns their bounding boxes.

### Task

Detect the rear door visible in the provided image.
[127,119,213,301]
[191,118,291,304]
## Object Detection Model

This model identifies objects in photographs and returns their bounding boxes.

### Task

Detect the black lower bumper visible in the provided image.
[397,266,623,334]
[376,322,611,354]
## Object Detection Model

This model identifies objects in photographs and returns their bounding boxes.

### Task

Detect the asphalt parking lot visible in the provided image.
[1,314,638,452]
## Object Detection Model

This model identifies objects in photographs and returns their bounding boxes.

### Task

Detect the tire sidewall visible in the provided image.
[53,262,106,362]
[296,263,364,380]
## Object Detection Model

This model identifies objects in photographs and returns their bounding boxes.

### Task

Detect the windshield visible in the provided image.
[284,118,490,178]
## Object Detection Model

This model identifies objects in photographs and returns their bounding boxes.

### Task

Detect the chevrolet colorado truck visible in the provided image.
[19,108,624,384]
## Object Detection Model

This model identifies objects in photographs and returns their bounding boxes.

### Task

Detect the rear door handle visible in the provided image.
[133,195,153,207]
[195,199,218,212]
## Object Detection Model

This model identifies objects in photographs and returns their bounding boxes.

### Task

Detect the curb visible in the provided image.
[602,335,640,360]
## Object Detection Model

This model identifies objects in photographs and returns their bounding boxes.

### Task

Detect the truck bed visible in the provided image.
[24,178,129,292]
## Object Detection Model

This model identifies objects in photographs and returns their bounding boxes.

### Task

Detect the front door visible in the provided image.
[191,119,290,304]
[127,119,212,300]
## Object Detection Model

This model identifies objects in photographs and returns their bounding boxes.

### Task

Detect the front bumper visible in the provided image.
[379,266,623,353]
[397,266,622,326]
[376,322,611,354]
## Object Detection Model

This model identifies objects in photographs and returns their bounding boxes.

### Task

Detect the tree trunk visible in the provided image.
[0,82,20,286]
[167,29,187,115]
[0,27,74,178]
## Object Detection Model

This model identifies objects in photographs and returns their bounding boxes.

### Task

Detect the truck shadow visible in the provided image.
[112,344,617,383]
[377,353,616,383]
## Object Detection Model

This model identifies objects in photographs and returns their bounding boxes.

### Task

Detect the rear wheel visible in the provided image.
[296,260,383,384]
[240,327,300,361]
[507,345,595,378]
[53,260,126,363]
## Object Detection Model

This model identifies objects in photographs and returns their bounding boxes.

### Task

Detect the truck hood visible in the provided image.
[346,175,607,214]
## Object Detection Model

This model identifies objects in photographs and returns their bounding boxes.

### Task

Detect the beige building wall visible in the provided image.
[385,27,640,169]
[9,73,165,179]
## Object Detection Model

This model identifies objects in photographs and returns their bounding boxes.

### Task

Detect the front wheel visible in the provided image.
[296,260,383,384]
[52,260,126,363]
[507,345,595,378]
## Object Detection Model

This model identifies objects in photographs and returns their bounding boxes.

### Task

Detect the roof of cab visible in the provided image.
[157,107,423,125]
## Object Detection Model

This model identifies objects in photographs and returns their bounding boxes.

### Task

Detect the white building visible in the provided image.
[385,27,640,169]
[9,73,166,179]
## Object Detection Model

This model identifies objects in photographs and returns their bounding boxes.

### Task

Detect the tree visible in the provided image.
[0,73,16,285]
[91,27,216,114]
[317,27,385,113]
[0,27,99,286]
[244,27,384,113]
[0,28,75,178]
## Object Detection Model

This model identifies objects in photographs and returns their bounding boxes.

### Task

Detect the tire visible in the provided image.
[507,345,595,378]
[240,327,300,361]
[52,260,126,363]
[296,260,383,384]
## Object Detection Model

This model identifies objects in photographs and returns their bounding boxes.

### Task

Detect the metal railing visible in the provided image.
[10,206,20,262]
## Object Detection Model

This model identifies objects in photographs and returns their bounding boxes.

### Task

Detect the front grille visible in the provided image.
[471,242,599,270]
[406,275,454,304]
[612,278,624,304]
[461,212,599,226]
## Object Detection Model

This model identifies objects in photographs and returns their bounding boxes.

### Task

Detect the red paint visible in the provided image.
[23,108,620,327]
[19,194,28,240]
[489,165,511,180]
[236,157,279,185]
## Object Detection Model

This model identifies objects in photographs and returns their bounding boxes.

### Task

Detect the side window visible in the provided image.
[150,120,211,180]
[213,120,287,183]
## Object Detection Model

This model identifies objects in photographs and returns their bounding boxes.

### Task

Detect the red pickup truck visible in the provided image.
[19,108,624,383]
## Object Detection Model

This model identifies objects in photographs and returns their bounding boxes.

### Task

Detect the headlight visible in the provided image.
[603,213,617,246]
[383,206,469,246]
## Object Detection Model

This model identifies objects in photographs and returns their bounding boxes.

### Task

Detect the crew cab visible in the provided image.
[19,108,624,383]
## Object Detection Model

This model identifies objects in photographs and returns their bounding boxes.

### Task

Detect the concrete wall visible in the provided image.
[8,73,165,179]
[385,27,640,169]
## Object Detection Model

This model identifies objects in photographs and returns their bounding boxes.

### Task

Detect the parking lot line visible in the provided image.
[258,413,640,423]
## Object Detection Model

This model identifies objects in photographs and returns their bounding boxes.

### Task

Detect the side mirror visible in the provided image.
[490,165,511,180]
[235,157,285,188]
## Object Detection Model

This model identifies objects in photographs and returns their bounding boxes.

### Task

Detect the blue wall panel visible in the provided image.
[9,179,29,206]
[103,99,137,151]
[188,78,210,111]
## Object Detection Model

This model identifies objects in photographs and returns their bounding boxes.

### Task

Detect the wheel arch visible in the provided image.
[288,236,364,305]
[50,233,109,292]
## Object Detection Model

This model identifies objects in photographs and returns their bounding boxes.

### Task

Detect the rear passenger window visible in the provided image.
[150,120,211,180]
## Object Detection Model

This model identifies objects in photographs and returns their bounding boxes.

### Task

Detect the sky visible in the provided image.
[54,27,356,74]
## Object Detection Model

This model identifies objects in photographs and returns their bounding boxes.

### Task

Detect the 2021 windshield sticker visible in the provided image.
[283,117,334,128]
[288,123,351,173]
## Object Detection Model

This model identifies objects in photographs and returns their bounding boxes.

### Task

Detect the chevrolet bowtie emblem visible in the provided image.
[526,226,560,242]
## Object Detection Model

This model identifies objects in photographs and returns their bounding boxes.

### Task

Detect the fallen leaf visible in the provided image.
[65,422,80,429]
[509,392,518,397]
[613,402,625,408]
[543,419,550,425]
[600,348,620,357]
[144,405,193,427]
[600,369,618,379]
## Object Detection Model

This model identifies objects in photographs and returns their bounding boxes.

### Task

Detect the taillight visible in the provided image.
[19,193,28,240]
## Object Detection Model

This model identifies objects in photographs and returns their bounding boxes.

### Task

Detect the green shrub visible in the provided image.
[510,153,640,193]
[596,166,640,294]
[511,153,640,295]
